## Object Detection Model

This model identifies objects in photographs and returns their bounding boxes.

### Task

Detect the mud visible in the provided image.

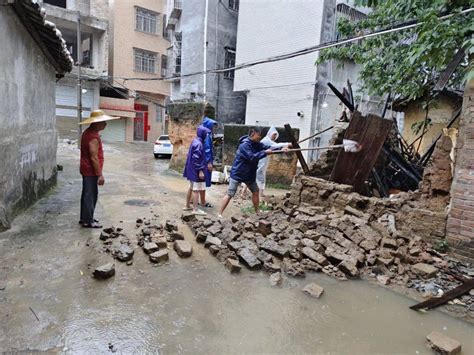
[0,142,472,353]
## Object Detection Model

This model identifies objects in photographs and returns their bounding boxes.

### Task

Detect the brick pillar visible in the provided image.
[446,79,474,260]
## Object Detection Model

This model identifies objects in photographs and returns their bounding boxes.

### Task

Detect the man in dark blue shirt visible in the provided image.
[218,128,273,217]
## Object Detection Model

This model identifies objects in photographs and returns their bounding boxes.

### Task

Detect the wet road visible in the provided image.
[0,142,473,354]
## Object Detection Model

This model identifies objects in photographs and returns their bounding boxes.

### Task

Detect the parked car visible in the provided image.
[154,135,173,158]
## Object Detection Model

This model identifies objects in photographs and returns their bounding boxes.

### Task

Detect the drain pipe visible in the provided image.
[203,0,209,98]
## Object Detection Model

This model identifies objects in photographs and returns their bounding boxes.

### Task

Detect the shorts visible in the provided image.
[189,181,206,191]
[227,177,258,197]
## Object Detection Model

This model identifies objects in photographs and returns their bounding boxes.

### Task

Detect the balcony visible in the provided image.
[169,0,182,19]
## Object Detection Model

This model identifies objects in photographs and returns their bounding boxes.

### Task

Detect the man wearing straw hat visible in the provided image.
[78,110,119,228]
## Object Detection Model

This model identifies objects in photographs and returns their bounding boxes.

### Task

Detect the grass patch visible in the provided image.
[240,202,273,214]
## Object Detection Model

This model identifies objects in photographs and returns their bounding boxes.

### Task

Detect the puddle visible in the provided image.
[123,199,161,207]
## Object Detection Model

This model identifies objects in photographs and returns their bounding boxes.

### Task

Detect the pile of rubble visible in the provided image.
[182,203,473,311]
[91,218,193,279]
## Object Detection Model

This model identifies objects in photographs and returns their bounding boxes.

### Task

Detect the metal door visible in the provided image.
[134,112,144,141]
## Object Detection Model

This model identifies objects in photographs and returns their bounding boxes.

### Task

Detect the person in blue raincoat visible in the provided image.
[182,125,211,216]
[218,128,275,217]
[199,116,217,207]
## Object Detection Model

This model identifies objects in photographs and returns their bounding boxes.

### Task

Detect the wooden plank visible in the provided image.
[410,278,474,311]
[433,49,465,91]
[284,123,310,175]
[330,112,393,194]
[327,82,355,112]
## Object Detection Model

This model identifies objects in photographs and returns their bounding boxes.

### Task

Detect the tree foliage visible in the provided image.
[318,0,473,101]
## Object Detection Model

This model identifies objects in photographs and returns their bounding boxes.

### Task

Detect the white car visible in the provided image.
[154,135,173,158]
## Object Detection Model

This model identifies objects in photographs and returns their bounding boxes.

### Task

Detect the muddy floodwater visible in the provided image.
[1,142,472,353]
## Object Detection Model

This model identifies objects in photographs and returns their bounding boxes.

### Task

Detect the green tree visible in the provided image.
[318,0,473,101]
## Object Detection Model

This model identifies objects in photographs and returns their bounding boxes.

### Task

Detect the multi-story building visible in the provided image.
[165,0,246,125]
[107,0,171,142]
[41,0,109,139]
[234,0,381,161]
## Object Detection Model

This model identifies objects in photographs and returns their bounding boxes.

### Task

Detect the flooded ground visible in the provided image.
[1,142,472,353]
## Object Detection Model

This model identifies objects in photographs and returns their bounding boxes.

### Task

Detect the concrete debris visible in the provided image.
[93,263,115,279]
[181,192,472,308]
[238,248,262,269]
[165,219,178,232]
[426,331,461,355]
[114,244,134,262]
[302,283,324,298]
[174,240,193,258]
[149,250,169,264]
[412,263,438,278]
[225,258,242,273]
[143,242,159,255]
[270,272,282,286]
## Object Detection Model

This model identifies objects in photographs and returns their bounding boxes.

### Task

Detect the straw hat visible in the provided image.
[78,110,120,125]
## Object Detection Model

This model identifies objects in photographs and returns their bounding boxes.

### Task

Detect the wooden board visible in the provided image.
[410,278,474,311]
[330,112,393,194]
[284,124,310,175]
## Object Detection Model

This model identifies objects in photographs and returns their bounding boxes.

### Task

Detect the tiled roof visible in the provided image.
[9,0,73,74]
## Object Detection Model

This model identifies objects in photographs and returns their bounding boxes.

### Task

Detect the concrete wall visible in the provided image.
[0,8,58,230]
[234,0,325,159]
[109,0,170,97]
[401,95,460,154]
[169,0,246,125]
[446,79,474,260]
[109,0,170,141]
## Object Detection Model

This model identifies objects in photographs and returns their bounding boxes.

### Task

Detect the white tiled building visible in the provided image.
[234,0,379,161]
[234,0,325,153]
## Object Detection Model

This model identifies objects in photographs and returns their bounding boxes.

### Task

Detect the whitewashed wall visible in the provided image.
[234,0,325,151]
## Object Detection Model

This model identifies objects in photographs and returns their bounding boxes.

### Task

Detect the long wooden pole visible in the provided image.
[297,125,334,145]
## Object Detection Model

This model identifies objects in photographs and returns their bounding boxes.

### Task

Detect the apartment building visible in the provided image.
[234,0,380,161]
[165,0,246,125]
[41,0,109,139]
[108,0,171,142]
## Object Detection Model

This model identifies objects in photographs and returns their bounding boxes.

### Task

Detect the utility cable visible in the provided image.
[82,7,473,83]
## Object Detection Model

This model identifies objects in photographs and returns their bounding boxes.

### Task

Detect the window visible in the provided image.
[228,0,239,11]
[134,49,157,73]
[224,47,236,79]
[44,0,66,8]
[136,7,159,34]
[161,55,168,77]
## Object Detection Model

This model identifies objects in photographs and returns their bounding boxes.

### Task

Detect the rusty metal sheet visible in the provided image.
[330,112,393,194]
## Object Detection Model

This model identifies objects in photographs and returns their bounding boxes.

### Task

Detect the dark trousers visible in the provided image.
[80,176,98,224]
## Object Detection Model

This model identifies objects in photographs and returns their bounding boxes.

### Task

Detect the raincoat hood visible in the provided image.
[202,117,217,130]
[197,126,211,141]
[265,126,279,141]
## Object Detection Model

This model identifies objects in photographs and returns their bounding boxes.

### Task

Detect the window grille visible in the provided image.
[136,7,159,34]
[224,48,236,79]
[134,49,157,73]
[228,0,239,12]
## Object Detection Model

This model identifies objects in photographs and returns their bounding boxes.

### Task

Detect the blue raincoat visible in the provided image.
[183,126,211,182]
[200,116,217,187]
[230,136,270,183]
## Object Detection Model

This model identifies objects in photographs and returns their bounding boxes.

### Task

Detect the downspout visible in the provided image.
[203,0,209,97]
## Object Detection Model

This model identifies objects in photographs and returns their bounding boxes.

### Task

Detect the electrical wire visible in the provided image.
[82,7,473,83]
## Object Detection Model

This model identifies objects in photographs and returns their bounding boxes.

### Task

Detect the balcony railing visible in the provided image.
[170,0,182,19]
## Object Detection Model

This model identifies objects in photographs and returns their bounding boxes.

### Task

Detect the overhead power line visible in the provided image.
[84,7,473,83]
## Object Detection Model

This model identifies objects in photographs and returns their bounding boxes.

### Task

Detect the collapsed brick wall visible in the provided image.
[446,79,474,261]
[288,176,447,246]
[421,135,453,199]
[167,103,211,172]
